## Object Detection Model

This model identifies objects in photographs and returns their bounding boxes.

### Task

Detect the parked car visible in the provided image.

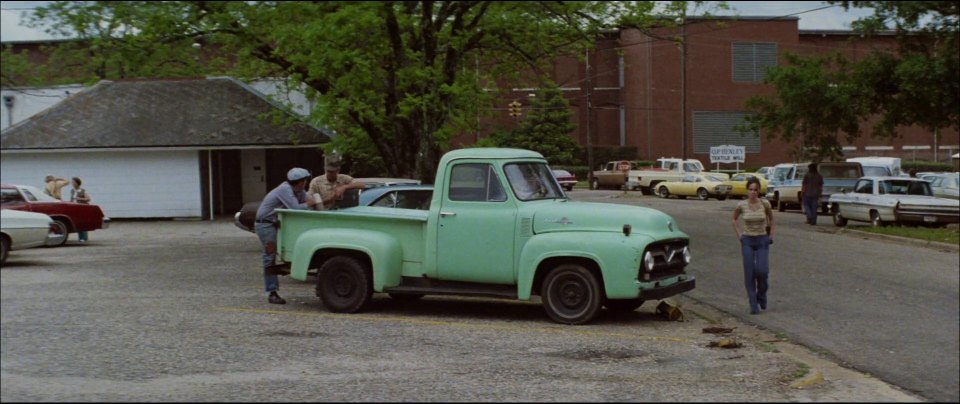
[754,166,774,180]
[723,173,769,198]
[655,173,731,200]
[234,183,432,232]
[1,209,65,266]
[829,177,960,228]
[771,161,863,213]
[354,178,422,189]
[925,172,959,200]
[550,169,578,191]
[0,184,110,246]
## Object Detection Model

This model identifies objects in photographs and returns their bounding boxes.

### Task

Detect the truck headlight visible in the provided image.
[643,251,655,272]
[682,246,691,265]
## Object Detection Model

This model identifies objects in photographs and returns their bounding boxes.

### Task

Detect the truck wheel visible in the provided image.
[697,188,709,201]
[603,298,644,313]
[541,264,602,325]
[833,211,847,227]
[317,256,372,313]
[870,211,884,228]
[658,186,670,198]
[590,178,600,190]
[777,194,786,212]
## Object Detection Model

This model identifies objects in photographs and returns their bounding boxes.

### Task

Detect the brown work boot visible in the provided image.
[268,291,286,305]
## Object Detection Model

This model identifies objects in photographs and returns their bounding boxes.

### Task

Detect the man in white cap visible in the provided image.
[254,167,318,304]
[308,154,365,210]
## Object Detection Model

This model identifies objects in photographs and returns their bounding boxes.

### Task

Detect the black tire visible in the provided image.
[777,195,786,212]
[833,211,847,227]
[316,256,372,313]
[717,194,728,201]
[590,178,600,190]
[47,219,68,247]
[658,186,670,198]
[821,203,830,215]
[541,264,602,325]
[388,293,424,302]
[604,298,644,313]
[697,188,709,201]
[0,236,9,267]
[564,185,574,191]
[870,210,883,228]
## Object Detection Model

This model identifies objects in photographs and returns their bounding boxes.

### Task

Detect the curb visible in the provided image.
[836,227,960,251]
[790,370,825,389]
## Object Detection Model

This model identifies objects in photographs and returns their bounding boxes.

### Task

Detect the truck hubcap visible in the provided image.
[557,279,586,308]
[332,273,355,296]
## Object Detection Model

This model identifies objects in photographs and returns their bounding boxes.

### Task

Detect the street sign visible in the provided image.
[710,145,745,164]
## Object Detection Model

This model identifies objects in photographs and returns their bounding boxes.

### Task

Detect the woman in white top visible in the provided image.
[732,176,775,314]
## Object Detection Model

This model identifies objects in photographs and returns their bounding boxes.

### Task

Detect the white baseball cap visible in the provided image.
[287,167,312,181]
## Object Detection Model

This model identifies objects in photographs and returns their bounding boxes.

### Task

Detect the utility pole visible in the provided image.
[679,14,687,161]
[585,48,594,185]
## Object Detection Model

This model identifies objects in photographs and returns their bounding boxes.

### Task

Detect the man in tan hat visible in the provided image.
[308,154,365,210]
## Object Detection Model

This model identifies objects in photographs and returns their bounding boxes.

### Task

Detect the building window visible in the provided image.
[693,111,761,154]
[732,42,777,82]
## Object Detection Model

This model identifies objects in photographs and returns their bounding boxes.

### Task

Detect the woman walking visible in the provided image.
[732,176,775,314]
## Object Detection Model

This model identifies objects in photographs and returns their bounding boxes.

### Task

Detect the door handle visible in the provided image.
[440,211,457,217]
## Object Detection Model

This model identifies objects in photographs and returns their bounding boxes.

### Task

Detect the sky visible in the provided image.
[0,1,877,43]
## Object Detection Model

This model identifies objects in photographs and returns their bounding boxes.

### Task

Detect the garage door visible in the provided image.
[0,150,202,218]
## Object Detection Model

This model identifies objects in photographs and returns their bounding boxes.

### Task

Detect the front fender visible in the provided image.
[517,232,655,300]
[290,229,402,291]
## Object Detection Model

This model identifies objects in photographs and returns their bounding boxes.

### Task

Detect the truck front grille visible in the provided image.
[642,240,688,279]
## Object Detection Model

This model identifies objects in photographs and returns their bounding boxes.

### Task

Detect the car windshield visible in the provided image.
[704,174,726,182]
[19,185,61,202]
[862,166,891,177]
[879,180,932,196]
[504,163,564,201]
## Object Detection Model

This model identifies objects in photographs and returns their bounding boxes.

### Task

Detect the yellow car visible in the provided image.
[724,173,769,198]
[656,174,732,200]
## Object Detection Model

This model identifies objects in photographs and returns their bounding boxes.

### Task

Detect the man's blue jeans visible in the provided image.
[255,222,280,293]
[740,235,771,313]
[802,196,820,225]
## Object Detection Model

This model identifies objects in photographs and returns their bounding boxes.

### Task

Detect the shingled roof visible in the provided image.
[1,77,331,150]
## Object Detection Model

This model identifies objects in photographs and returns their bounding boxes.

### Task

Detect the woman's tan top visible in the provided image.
[737,199,771,236]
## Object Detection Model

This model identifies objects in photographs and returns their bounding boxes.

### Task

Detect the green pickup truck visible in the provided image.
[276,148,695,324]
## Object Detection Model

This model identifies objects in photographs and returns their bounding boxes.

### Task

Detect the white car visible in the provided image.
[924,172,959,200]
[828,176,960,228]
[1,209,65,266]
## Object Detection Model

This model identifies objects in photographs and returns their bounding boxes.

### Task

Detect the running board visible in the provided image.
[384,278,518,299]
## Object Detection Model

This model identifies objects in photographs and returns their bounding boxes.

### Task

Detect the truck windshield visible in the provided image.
[504,163,564,201]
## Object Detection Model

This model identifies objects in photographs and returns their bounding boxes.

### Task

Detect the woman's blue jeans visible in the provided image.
[255,222,280,293]
[740,234,771,313]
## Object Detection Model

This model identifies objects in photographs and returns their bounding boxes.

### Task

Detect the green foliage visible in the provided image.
[902,160,954,173]
[746,2,959,159]
[26,1,680,183]
[481,83,581,165]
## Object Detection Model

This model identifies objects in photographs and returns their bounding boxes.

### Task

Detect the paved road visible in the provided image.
[571,190,960,402]
[0,210,921,401]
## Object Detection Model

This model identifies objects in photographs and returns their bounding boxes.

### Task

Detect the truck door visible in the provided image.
[437,162,516,284]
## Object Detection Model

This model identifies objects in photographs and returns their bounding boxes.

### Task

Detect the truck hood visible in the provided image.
[530,200,686,237]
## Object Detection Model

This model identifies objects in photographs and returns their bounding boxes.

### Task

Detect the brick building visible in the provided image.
[476,17,958,168]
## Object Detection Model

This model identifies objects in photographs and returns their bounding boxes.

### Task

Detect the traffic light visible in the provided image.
[508,100,522,117]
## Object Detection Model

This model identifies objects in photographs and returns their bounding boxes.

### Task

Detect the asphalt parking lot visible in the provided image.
[0,218,922,401]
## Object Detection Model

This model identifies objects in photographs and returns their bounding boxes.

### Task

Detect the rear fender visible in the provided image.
[289,229,402,290]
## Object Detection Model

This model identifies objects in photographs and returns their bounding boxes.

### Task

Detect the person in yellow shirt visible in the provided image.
[308,155,365,210]
[44,175,69,200]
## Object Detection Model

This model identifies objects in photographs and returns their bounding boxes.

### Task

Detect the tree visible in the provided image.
[743,1,958,160]
[24,1,674,182]
[478,83,581,165]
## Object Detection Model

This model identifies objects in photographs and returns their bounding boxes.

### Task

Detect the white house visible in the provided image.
[1,77,331,219]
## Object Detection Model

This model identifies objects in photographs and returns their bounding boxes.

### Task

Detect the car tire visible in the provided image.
[697,188,709,201]
[541,264,602,325]
[47,219,69,247]
[717,194,728,201]
[0,235,9,267]
[658,186,670,199]
[590,178,600,190]
[833,211,847,227]
[317,256,373,313]
[777,195,786,212]
[604,298,644,313]
[564,185,574,191]
[870,210,884,228]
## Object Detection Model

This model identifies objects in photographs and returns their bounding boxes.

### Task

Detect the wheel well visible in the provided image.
[531,257,604,297]
[650,181,662,189]
[697,187,707,193]
[50,216,74,232]
[310,248,372,273]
